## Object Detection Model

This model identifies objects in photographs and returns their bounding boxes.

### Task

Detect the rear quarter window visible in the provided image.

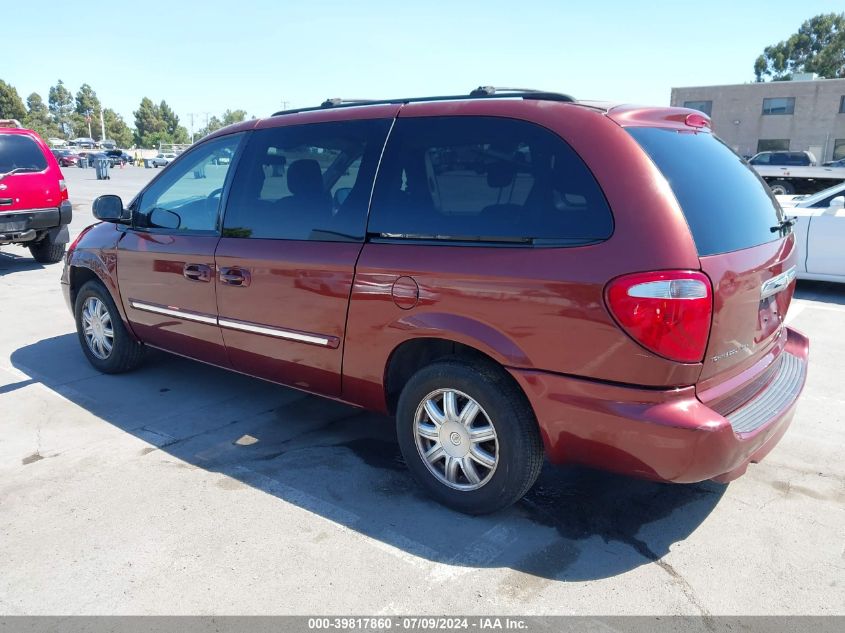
[0,134,48,173]
[628,127,784,256]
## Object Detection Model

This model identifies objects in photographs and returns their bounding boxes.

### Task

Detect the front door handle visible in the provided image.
[219,267,251,287]
[183,263,212,282]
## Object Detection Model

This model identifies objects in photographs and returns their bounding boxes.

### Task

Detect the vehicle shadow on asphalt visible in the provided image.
[0,250,44,275]
[795,280,845,306]
[12,333,725,583]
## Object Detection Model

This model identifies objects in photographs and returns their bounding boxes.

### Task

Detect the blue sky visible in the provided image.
[2,0,843,134]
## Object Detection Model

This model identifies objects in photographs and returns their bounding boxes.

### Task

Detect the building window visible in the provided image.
[840,96,845,113]
[762,97,795,115]
[757,139,790,153]
[683,100,712,116]
[834,139,845,160]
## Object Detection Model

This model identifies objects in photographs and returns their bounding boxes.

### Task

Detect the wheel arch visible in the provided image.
[382,336,534,418]
[67,252,137,341]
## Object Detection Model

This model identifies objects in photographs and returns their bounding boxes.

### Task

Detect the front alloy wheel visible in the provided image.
[414,388,498,491]
[81,296,114,360]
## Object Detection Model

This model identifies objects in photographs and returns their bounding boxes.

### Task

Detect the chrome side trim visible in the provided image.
[128,300,217,325]
[761,266,797,300]
[218,317,332,347]
[128,299,336,348]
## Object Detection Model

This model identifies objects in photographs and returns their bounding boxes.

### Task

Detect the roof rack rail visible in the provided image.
[272,87,575,116]
[0,119,24,129]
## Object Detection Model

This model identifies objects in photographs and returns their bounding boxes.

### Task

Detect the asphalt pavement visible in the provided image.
[0,165,842,616]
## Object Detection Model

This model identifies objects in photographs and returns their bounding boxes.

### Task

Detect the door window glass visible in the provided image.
[223,119,391,241]
[136,135,241,233]
[368,116,612,245]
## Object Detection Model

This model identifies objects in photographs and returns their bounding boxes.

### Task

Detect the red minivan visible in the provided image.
[1,120,72,263]
[62,89,809,514]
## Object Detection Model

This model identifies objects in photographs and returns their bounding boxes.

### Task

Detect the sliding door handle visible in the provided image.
[219,267,251,287]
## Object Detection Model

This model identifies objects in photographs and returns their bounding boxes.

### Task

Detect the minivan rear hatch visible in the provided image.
[627,126,796,397]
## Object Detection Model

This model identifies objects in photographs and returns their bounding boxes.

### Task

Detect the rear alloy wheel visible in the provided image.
[74,280,145,373]
[29,235,66,264]
[413,388,499,491]
[396,359,544,514]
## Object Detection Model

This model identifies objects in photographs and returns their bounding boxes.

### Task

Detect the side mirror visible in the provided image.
[824,196,845,215]
[149,208,181,229]
[93,195,126,222]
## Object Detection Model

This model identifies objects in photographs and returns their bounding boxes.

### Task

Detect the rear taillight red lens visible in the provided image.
[605,270,713,363]
[59,178,68,201]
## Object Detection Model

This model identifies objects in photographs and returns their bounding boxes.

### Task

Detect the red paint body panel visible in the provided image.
[214,239,360,397]
[0,128,67,213]
[511,327,808,482]
[116,232,229,367]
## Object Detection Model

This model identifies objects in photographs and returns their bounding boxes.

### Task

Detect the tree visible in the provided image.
[0,79,26,121]
[103,108,133,148]
[134,97,166,148]
[75,83,102,117]
[48,80,75,135]
[194,109,248,139]
[159,100,188,144]
[754,13,845,81]
[24,93,61,140]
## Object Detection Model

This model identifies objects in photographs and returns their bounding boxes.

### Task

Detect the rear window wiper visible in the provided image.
[0,167,40,181]
[770,216,797,233]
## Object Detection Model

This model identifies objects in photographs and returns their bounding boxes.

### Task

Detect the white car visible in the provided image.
[778,182,845,283]
[150,152,177,167]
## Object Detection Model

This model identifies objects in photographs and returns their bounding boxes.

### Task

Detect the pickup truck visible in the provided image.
[752,164,845,196]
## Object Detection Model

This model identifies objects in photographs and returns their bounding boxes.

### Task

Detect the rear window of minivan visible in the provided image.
[0,133,48,173]
[628,128,785,256]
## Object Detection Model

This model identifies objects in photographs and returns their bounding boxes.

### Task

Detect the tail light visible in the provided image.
[59,178,68,201]
[605,270,713,363]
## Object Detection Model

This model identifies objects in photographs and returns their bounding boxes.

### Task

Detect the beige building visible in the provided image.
[670,76,845,162]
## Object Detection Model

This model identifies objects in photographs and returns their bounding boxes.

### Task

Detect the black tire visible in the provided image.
[396,358,544,514]
[74,280,145,373]
[769,180,795,195]
[29,235,66,264]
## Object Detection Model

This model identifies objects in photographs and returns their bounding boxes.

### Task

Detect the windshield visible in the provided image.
[0,134,48,173]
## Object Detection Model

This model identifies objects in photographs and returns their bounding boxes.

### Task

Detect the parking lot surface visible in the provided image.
[0,166,843,615]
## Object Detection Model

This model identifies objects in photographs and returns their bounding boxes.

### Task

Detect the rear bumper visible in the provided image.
[0,202,72,243]
[510,326,810,484]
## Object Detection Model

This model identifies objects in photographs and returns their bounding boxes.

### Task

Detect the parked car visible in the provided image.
[0,125,72,263]
[85,151,111,167]
[62,89,809,514]
[52,149,80,167]
[150,152,177,167]
[106,149,132,166]
[778,182,845,283]
[821,157,845,168]
[749,151,816,167]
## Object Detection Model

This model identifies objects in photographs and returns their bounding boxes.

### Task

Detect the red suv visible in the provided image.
[1,120,72,263]
[61,88,809,514]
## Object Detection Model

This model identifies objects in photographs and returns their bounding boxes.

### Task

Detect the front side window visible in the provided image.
[0,134,48,173]
[223,119,391,241]
[136,134,242,233]
[368,116,613,245]
[762,97,795,115]
[683,100,712,116]
[833,139,845,161]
